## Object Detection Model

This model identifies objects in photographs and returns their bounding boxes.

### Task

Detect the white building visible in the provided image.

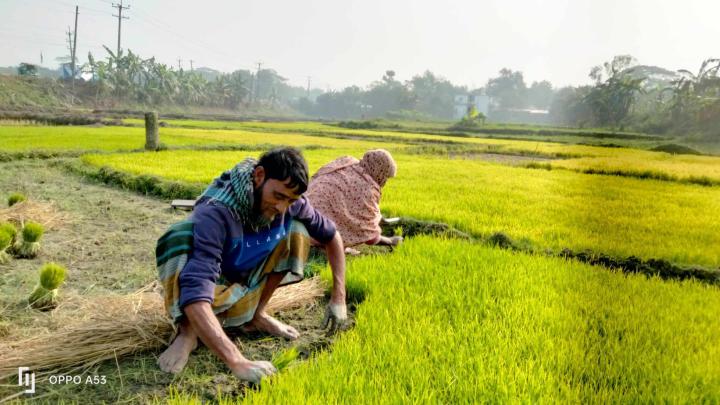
[453,94,490,120]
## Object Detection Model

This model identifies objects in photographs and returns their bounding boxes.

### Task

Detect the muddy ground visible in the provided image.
[0,159,358,403]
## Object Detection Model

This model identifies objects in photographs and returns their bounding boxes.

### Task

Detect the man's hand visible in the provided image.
[321,302,348,334]
[389,236,404,246]
[230,359,277,384]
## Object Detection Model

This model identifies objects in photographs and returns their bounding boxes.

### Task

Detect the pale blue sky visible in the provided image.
[1,0,718,90]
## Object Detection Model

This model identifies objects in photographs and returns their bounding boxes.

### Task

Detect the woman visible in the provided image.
[305,149,403,254]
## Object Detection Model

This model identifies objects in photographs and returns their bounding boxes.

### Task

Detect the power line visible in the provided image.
[129,5,252,69]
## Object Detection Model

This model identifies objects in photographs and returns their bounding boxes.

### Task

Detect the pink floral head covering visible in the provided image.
[359,149,397,187]
[304,149,397,247]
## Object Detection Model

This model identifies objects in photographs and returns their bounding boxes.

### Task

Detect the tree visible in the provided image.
[17,63,38,77]
[527,80,554,110]
[407,71,466,119]
[584,55,646,127]
[363,70,414,117]
[666,58,720,123]
[486,68,527,109]
[549,86,593,126]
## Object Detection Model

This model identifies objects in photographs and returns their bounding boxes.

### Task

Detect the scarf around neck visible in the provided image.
[198,157,271,231]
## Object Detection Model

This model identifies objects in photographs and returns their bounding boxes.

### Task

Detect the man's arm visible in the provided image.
[321,231,348,332]
[324,231,346,305]
[184,301,277,383]
[289,197,348,331]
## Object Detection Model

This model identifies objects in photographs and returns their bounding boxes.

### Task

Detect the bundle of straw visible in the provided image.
[0,277,325,380]
[0,200,70,230]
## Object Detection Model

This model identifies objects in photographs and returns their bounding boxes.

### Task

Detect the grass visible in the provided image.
[166,237,720,403]
[80,150,720,268]
[2,121,720,402]
[0,124,400,154]
[6,121,718,190]
[545,152,720,185]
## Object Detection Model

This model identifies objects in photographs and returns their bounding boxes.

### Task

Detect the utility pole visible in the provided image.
[66,28,73,60]
[252,61,262,105]
[71,6,78,77]
[177,58,182,71]
[306,76,311,99]
[112,0,130,57]
[71,5,78,97]
[189,59,194,71]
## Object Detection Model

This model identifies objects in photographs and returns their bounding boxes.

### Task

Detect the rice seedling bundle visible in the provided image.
[15,221,44,258]
[28,262,67,310]
[7,192,26,207]
[0,221,17,245]
[0,230,11,264]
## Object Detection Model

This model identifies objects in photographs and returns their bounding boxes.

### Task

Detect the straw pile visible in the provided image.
[0,200,70,230]
[0,277,325,380]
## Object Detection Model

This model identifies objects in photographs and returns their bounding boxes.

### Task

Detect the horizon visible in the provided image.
[1,0,718,91]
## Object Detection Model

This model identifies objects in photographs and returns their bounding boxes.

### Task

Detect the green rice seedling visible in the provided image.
[223,237,720,403]
[271,346,300,371]
[0,231,11,264]
[15,221,44,258]
[7,192,26,207]
[394,226,404,237]
[84,150,720,268]
[0,221,17,245]
[29,262,67,310]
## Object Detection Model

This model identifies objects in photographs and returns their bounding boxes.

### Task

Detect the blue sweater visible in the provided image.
[178,196,336,309]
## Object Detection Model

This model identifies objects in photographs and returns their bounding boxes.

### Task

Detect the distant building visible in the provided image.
[454,94,490,120]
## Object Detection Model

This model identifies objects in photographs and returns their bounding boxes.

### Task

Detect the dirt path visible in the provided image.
[449,152,554,165]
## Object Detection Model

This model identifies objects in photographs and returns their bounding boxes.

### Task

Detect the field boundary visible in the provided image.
[524,162,720,187]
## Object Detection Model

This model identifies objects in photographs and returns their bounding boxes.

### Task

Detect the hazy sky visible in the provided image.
[1,0,718,90]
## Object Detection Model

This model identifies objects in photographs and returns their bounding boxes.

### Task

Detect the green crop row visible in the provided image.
[80,150,720,268]
[166,237,720,403]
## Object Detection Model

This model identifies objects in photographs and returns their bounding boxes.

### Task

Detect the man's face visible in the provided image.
[252,166,302,221]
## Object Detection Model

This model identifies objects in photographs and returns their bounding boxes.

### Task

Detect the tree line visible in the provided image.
[12,48,719,137]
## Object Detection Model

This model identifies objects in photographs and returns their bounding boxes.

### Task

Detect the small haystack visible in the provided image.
[0,200,70,230]
[0,277,325,380]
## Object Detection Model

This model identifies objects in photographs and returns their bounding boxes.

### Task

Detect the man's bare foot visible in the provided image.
[244,312,299,340]
[158,329,198,374]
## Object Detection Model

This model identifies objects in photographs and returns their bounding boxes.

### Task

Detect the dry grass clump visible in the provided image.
[0,199,70,230]
[0,277,325,379]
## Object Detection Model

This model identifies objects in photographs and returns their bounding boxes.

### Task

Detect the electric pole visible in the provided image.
[252,61,262,105]
[112,1,130,57]
[189,59,194,71]
[306,76,311,99]
[177,58,183,71]
[71,6,78,78]
[71,5,79,97]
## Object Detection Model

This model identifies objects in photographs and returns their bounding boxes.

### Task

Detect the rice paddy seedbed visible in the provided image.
[545,152,720,185]
[0,125,399,155]
[80,150,720,268]
[168,237,720,403]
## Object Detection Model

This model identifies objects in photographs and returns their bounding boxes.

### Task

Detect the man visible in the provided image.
[155,147,347,383]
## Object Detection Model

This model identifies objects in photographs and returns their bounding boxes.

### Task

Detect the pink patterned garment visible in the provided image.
[305,149,397,247]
